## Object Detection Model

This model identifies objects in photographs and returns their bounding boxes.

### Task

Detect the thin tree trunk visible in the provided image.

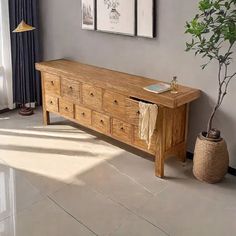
[206,62,236,136]
[207,106,218,134]
[207,63,223,135]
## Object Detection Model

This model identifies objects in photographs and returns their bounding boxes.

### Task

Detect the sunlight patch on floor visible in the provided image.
[0,126,125,184]
[0,128,91,139]
[0,149,109,183]
[0,117,10,120]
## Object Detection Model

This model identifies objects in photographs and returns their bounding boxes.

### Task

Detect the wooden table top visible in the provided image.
[36,59,201,108]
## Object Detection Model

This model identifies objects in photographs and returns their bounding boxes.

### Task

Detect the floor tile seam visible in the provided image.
[0,195,49,223]
[84,182,170,236]
[16,172,47,200]
[0,157,10,166]
[104,159,162,195]
[18,161,106,198]
[10,167,77,201]
[134,182,172,210]
[133,184,170,212]
[47,195,98,236]
[111,198,170,236]
[46,170,101,197]
[44,158,116,198]
[46,184,73,200]
[47,180,168,236]
[0,159,49,218]
[153,184,170,197]
[36,176,79,198]
[0,215,11,223]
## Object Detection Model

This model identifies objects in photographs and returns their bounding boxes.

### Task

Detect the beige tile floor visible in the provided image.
[0,108,235,236]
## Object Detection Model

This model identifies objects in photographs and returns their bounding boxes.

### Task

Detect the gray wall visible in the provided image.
[39,0,236,168]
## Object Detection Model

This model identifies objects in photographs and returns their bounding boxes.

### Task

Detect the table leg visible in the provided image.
[155,107,165,178]
[155,150,165,178]
[43,110,50,125]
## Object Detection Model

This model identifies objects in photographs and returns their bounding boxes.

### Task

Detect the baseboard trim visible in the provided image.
[187,152,194,160]
[187,152,236,177]
[228,167,236,176]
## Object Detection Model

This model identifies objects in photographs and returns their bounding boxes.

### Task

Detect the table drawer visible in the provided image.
[45,95,58,113]
[59,99,74,119]
[61,77,80,101]
[92,111,110,135]
[112,118,132,143]
[44,73,60,96]
[103,91,126,117]
[75,105,92,126]
[82,84,102,109]
[133,126,157,155]
[125,98,140,125]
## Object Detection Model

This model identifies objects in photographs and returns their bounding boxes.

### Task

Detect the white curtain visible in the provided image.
[0,0,13,110]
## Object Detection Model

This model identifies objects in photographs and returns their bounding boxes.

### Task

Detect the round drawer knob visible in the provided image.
[50,81,54,85]
[90,92,94,97]
[69,86,73,90]
[120,127,124,131]
[100,120,104,124]
[113,100,118,104]
[81,112,85,116]
[50,101,53,105]
[65,107,68,111]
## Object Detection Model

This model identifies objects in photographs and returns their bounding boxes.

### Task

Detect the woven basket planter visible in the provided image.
[193,132,229,184]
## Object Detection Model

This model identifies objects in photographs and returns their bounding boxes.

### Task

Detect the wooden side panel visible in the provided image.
[164,105,187,161]
[165,108,174,151]
[41,75,50,125]
[155,107,165,177]
[172,105,186,146]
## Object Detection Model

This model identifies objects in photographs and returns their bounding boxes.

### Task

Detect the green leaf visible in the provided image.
[201,63,208,69]
[199,0,212,11]
[185,0,236,70]
[224,2,229,9]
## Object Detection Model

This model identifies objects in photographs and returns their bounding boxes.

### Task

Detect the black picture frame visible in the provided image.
[81,0,96,30]
[137,0,156,38]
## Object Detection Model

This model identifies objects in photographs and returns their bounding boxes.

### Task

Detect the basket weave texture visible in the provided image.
[193,134,229,183]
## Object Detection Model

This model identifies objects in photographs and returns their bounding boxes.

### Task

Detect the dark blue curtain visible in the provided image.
[9,0,41,105]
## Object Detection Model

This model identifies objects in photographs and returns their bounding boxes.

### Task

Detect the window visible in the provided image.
[0,0,13,110]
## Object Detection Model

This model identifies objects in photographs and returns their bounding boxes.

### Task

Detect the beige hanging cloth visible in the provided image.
[139,102,158,149]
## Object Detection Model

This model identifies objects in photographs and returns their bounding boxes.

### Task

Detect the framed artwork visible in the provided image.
[137,0,156,38]
[96,0,136,36]
[82,0,96,30]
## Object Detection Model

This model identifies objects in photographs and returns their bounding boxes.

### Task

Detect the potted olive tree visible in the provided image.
[185,0,236,183]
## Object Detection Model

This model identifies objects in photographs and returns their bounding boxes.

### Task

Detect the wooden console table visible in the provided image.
[36,59,200,178]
